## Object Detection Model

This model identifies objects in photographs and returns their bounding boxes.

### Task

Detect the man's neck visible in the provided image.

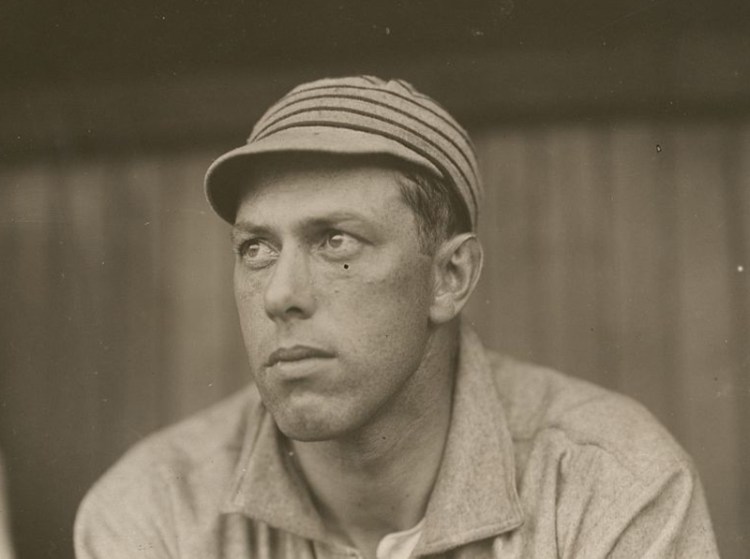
[289,329,458,558]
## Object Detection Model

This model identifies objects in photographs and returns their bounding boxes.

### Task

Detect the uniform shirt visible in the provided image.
[75,326,719,558]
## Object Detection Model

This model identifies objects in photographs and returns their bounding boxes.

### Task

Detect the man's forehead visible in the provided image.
[240,151,404,181]
[233,160,410,228]
[234,152,406,204]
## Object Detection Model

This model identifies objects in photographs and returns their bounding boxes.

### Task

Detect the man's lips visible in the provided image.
[265,345,335,367]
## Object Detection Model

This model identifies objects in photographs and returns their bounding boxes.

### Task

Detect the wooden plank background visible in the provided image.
[0,117,747,559]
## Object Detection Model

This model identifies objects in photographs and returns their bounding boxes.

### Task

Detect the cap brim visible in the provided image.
[204,126,443,224]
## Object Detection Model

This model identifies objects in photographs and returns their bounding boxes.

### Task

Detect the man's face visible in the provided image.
[232,156,437,441]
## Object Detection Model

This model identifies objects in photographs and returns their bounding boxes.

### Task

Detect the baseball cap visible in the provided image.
[204,76,482,229]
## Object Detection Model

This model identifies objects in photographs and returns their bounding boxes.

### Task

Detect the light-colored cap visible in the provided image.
[204,76,482,229]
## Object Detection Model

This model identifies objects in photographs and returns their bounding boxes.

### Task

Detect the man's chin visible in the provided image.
[275,420,343,443]
[272,408,363,443]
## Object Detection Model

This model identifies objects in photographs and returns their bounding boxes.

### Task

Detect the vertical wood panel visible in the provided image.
[587,127,619,388]
[60,160,110,492]
[552,126,603,382]
[672,124,743,559]
[0,165,61,558]
[158,153,244,422]
[92,159,162,460]
[725,125,750,555]
[469,129,534,358]
[608,123,680,428]
[529,128,568,368]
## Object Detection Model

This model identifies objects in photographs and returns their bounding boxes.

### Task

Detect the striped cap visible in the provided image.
[204,76,482,229]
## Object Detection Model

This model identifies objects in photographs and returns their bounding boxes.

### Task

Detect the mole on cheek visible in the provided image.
[343,264,349,270]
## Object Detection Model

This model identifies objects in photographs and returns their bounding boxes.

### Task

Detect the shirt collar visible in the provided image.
[221,323,524,552]
[220,402,329,542]
[414,325,524,555]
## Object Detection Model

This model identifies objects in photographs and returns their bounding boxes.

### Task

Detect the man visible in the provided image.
[75,76,719,558]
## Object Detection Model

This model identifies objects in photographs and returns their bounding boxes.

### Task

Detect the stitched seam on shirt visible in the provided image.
[157,465,182,558]
[541,425,682,482]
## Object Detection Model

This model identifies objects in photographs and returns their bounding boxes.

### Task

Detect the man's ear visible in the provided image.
[429,233,484,325]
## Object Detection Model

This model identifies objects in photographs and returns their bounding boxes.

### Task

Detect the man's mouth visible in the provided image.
[265,345,335,367]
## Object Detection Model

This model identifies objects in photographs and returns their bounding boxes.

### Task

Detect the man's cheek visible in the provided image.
[235,296,272,363]
[332,281,425,336]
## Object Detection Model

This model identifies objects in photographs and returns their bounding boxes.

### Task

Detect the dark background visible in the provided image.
[1,1,749,558]
[1,0,748,85]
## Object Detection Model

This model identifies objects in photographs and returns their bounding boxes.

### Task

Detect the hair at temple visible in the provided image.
[395,163,472,255]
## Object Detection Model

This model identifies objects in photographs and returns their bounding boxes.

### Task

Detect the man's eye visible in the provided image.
[326,233,345,249]
[238,240,277,267]
[323,231,359,253]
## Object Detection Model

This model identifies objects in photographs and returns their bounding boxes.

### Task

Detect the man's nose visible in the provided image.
[263,245,316,321]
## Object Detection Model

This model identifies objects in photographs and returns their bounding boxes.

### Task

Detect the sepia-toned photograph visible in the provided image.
[1,1,748,558]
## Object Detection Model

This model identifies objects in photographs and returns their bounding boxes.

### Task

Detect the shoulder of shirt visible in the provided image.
[484,350,695,482]
[79,385,263,511]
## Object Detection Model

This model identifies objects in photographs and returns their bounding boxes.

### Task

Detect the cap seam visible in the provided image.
[276,83,472,144]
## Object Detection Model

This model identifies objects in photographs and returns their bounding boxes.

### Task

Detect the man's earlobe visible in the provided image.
[429,233,484,325]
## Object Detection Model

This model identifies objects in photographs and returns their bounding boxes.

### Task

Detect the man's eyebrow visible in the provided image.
[234,211,371,233]
[303,211,370,227]
[231,221,270,243]
[230,211,377,245]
